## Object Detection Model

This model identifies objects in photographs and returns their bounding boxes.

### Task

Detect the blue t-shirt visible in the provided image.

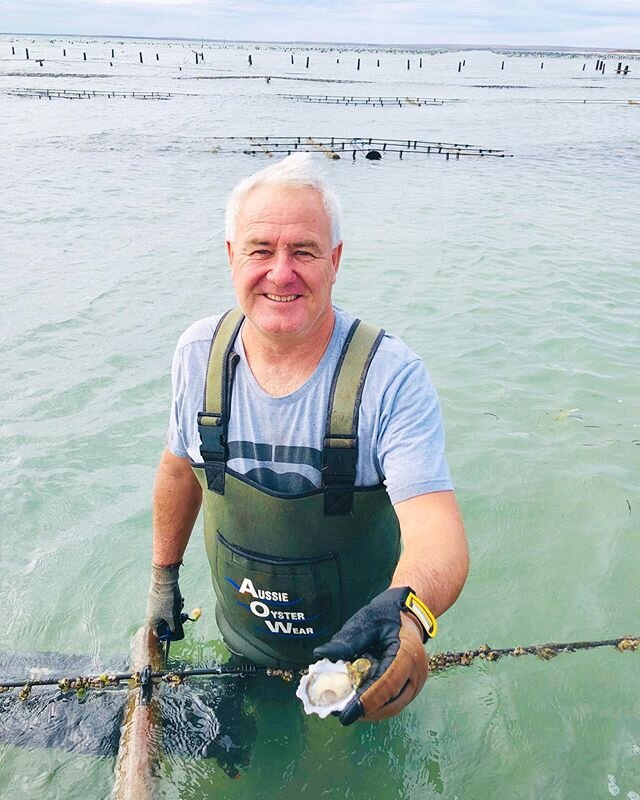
[166,306,453,505]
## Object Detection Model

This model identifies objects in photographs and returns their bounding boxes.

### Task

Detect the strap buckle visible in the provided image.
[322,439,357,516]
[197,412,226,494]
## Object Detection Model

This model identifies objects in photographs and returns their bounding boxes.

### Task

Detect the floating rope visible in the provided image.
[1,636,637,701]
[428,636,640,672]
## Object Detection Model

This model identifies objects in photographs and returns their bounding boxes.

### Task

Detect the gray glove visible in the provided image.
[146,562,185,641]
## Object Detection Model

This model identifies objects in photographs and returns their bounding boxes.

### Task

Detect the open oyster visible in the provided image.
[296,658,371,719]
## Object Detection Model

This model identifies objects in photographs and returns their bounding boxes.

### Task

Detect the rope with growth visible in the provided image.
[1,636,637,702]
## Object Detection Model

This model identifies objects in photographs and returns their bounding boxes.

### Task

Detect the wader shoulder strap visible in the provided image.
[323,320,385,516]
[198,308,245,494]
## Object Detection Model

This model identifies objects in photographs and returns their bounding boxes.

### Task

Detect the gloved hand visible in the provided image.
[146,562,185,641]
[312,587,430,725]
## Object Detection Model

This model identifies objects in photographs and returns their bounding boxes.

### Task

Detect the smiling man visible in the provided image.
[146,153,468,725]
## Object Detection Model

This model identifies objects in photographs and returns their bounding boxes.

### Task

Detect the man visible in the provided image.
[147,153,468,725]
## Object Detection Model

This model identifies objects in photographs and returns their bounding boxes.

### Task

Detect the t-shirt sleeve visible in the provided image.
[375,358,453,505]
[165,343,189,458]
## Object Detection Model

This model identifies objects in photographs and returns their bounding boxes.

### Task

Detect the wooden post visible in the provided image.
[306,56,309,68]
[501,60,504,70]
[83,52,87,60]
[407,59,410,70]
[112,48,115,58]
[25,48,29,59]
[63,48,66,56]
[291,54,294,64]
[419,57,422,67]
[377,59,380,67]
[248,54,252,66]
[458,61,461,72]
[12,46,15,55]
[617,62,622,73]
[582,63,586,71]
[624,65,629,75]
[156,53,159,61]
[357,58,360,70]
[139,52,143,63]
[540,61,544,69]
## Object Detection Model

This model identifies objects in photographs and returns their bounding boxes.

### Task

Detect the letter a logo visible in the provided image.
[238,577,257,598]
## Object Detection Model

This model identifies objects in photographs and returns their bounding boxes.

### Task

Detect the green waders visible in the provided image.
[191,309,401,668]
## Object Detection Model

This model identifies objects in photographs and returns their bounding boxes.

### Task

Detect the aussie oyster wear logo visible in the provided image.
[191,308,402,668]
[228,576,319,637]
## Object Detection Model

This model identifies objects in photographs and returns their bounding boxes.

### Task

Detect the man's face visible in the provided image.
[227,185,342,343]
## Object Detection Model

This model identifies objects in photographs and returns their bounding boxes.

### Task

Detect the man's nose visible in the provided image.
[267,250,296,284]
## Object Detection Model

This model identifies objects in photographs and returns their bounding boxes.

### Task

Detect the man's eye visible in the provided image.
[250,249,271,256]
[295,250,314,257]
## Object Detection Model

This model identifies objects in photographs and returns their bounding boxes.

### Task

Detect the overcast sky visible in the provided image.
[3,0,640,49]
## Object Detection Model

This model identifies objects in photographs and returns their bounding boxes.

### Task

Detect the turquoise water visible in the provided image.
[1,35,639,799]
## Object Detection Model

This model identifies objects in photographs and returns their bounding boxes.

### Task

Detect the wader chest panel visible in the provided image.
[193,309,400,667]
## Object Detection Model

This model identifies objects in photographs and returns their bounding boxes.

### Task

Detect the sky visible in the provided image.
[3,0,640,49]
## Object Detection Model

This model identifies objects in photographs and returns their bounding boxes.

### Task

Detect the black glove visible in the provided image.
[313,587,429,725]
[146,562,185,641]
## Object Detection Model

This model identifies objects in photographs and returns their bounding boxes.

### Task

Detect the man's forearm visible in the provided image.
[391,491,469,619]
[152,449,203,566]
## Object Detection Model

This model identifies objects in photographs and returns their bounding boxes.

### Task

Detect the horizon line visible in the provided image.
[1,31,638,54]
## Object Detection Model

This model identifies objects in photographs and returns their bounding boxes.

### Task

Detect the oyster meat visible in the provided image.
[296,658,371,719]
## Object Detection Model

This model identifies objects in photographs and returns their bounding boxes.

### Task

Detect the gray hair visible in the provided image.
[224,153,342,247]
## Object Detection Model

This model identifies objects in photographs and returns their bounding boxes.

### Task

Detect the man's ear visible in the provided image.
[226,240,234,266]
[331,242,344,281]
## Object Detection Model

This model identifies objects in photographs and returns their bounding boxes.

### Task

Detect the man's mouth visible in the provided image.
[265,294,299,303]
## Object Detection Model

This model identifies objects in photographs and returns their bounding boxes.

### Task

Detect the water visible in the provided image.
[1,34,639,799]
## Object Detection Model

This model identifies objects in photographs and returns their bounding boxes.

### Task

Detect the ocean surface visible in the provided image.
[0,34,639,800]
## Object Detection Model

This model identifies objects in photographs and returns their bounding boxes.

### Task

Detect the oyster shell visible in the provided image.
[296,658,371,719]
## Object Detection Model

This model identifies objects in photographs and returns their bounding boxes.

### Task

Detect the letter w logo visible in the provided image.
[265,621,292,634]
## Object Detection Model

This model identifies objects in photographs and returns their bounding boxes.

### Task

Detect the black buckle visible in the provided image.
[322,443,357,516]
[197,412,227,494]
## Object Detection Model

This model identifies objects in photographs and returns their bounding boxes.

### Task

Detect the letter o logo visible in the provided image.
[250,601,270,618]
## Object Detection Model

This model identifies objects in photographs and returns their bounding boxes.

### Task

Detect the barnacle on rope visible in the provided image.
[57,678,71,693]
[511,646,527,656]
[535,647,558,661]
[616,638,640,652]
[18,684,32,701]
[266,668,295,682]
[163,672,183,686]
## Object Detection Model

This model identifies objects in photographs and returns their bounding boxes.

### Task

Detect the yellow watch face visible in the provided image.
[405,592,438,639]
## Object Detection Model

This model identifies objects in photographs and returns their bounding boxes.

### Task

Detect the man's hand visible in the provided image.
[146,562,185,641]
[312,587,429,725]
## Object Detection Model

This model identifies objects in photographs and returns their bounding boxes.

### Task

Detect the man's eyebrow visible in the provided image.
[244,238,321,250]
